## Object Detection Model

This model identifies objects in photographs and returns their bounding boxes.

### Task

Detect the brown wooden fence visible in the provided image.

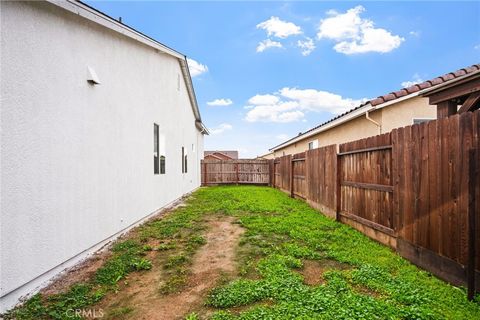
[201,159,270,185]
[268,110,479,292]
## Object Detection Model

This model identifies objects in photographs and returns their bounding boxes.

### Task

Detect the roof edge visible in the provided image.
[269,63,480,152]
[46,0,208,133]
[270,103,373,152]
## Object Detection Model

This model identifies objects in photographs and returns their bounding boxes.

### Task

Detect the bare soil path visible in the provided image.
[96,216,244,320]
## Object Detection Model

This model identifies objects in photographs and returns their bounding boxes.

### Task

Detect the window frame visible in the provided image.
[412,118,435,125]
[181,147,185,173]
[154,124,159,174]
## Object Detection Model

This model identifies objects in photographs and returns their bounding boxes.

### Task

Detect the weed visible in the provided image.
[5,186,480,319]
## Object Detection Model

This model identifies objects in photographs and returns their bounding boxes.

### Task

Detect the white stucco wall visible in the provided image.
[0,1,204,311]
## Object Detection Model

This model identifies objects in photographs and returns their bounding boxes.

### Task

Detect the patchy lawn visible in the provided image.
[5,186,480,320]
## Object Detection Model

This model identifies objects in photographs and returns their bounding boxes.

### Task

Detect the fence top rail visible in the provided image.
[338,145,392,156]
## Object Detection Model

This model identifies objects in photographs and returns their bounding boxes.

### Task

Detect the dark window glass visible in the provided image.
[181,147,185,173]
[413,118,433,125]
[160,155,165,174]
[154,124,159,174]
[184,154,188,173]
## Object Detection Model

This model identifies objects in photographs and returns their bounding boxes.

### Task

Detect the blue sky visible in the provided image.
[86,1,479,158]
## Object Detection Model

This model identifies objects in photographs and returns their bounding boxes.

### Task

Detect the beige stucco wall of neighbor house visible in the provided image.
[380,96,436,132]
[0,1,204,312]
[271,96,437,158]
[270,110,382,157]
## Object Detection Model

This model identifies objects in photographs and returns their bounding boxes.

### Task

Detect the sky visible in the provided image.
[86,1,480,158]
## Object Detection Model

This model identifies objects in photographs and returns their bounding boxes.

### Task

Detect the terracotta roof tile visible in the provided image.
[431,77,444,85]
[418,82,432,89]
[370,97,385,106]
[441,73,455,81]
[270,63,480,151]
[383,93,397,102]
[393,89,408,98]
[405,85,420,94]
[454,69,467,77]
[465,65,479,73]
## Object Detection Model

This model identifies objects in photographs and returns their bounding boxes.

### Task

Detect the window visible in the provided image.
[413,118,434,125]
[160,156,165,174]
[184,154,188,173]
[181,146,188,173]
[308,140,318,150]
[159,134,166,174]
[181,147,185,173]
[154,124,159,174]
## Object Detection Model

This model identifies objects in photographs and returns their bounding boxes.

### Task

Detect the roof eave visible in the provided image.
[420,70,480,97]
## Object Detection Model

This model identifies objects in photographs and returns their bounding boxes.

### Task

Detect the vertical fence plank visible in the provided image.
[467,148,477,300]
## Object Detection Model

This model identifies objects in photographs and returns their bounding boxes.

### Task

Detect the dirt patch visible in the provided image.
[95,216,244,320]
[353,284,381,298]
[299,259,351,286]
[228,299,275,315]
[41,251,111,296]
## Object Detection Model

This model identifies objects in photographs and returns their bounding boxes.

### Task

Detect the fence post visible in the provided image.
[236,163,239,185]
[290,155,294,198]
[336,147,342,221]
[467,148,477,300]
[272,158,277,188]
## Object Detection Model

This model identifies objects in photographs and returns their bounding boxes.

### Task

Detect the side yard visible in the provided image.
[5,186,480,319]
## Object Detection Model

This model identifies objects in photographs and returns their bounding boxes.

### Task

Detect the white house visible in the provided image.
[0,0,208,312]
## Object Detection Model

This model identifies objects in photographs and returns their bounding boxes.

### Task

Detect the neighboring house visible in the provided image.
[256,152,274,160]
[204,150,239,160]
[0,0,208,312]
[267,64,480,158]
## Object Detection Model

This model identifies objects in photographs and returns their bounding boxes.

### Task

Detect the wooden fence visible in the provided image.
[201,159,270,185]
[269,110,479,293]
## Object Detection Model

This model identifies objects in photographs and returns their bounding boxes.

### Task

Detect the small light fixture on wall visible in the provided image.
[87,66,101,85]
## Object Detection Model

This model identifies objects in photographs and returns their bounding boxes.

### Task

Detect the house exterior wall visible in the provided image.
[0,1,204,311]
[270,96,436,158]
[379,96,436,132]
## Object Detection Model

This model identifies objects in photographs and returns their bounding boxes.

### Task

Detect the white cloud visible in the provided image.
[279,87,365,114]
[257,16,302,38]
[207,98,233,106]
[401,73,423,88]
[248,94,280,105]
[276,134,290,140]
[209,123,233,135]
[475,44,480,50]
[297,37,316,56]
[244,87,366,123]
[317,5,404,54]
[256,39,283,53]
[187,58,208,77]
[409,30,421,37]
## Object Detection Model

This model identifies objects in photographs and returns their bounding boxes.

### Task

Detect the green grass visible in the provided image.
[196,186,479,319]
[4,186,480,319]
[3,239,151,320]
